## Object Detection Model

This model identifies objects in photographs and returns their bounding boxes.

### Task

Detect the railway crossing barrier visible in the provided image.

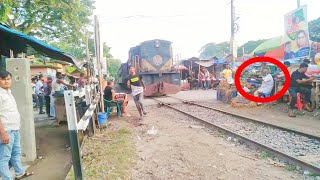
[64,84,101,180]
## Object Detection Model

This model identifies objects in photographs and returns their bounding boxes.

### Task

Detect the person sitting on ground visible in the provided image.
[288,63,316,117]
[252,69,274,99]
[104,80,128,116]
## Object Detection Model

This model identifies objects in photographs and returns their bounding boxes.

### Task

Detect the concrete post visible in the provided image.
[6,58,37,162]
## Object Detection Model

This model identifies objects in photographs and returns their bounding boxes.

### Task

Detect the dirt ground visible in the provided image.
[129,105,302,180]
[24,114,72,180]
[25,90,320,179]
[63,101,303,179]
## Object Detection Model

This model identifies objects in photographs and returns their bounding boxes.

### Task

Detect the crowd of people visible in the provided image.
[189,67,224,90]
[238,58,315,117]
[31,72,74,119]
[0,65,149,179]
[186,58,316,118]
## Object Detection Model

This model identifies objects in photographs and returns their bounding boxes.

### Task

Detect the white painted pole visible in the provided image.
[64,90,83,179]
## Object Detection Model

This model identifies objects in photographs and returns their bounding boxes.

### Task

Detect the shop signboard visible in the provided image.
[284,5,310,60]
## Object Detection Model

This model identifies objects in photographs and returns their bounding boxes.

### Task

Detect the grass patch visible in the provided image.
[285,164,296,172]
[307,172,320,177]
[66,127,135,180]
[258,152,272,160]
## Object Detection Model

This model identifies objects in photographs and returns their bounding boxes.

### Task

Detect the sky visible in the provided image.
[94,0,320,62]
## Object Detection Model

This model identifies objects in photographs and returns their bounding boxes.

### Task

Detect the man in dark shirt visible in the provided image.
[104,80,128,115]
[127,66,147,120]
[288,63,316,117]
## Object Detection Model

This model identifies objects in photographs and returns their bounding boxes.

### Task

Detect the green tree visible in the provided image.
[199,42,230,59]
[237,39,266,57]
[107,58,121,78]
[309,17,320,42]
[0,0,95,58]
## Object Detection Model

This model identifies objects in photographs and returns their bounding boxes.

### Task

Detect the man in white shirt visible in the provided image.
[253,69,274,98]
[0,70,34,179]
[31,78,38,111]
[35,75,45,114]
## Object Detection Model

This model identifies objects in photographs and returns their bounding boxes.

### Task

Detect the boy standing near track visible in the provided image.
[127,66,147,120]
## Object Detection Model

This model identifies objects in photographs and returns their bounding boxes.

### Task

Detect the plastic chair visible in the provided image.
[288,93,303,111]
[103,99,121,117]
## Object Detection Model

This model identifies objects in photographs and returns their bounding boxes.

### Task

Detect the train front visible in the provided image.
[139,40,181,96]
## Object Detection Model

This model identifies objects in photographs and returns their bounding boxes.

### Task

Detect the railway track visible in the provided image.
[154,96,320,174]
[168,96,320,141]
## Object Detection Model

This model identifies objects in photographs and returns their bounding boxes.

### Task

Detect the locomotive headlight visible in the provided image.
[155,40,160,48]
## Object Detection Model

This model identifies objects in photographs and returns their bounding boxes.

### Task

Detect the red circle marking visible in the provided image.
[234,57,290,103]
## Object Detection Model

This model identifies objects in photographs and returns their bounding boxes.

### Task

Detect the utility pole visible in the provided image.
[230,0,235,70]
[297,0,300,8]
[94,15,104,112]
[86,35,91,87]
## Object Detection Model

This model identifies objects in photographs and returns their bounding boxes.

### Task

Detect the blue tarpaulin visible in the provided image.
[213,58,226,64]
[0,23,80,66]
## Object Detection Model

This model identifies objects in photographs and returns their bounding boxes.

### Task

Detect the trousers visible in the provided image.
[0,131,24,180]
[133,93,145,116]
[37,94,44,113]
[45,95,50,116]
[288,87,311,109]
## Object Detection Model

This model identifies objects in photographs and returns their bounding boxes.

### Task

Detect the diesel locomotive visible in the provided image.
[117,39,181,96]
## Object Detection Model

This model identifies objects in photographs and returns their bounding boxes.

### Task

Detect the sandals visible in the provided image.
[15,172,34,180]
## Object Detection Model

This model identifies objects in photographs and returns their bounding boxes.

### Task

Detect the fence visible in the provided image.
[64,83,101,180]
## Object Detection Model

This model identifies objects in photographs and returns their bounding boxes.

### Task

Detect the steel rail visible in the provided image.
[154,98,320,174]
[167,96,320,141]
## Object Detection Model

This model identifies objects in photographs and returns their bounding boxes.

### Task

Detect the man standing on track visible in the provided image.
[127,66,147,120]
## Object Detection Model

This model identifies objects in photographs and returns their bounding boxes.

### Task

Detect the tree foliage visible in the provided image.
[199,40,267,59]
[0,0,94,40]
[199,42,230,59]
[0,0,120,77]
[0,0,95,58]
[107,58,121,78]
[309,17,320,42]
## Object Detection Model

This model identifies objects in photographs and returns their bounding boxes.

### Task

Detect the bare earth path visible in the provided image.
[24,114,72,180]
[130,105,302,179]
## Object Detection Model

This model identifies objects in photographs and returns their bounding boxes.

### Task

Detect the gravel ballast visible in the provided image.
[171,103,320,167]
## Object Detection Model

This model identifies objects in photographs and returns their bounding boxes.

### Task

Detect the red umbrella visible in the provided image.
[175,65,188,70]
